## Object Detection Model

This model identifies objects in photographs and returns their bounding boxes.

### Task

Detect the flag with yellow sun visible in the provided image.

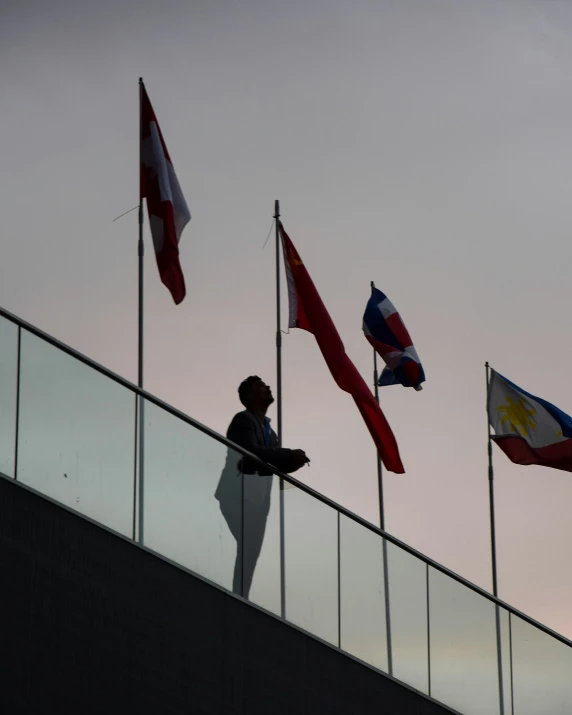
[488,369,572,472]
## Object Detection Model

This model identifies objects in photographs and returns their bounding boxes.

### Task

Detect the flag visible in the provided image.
[140,82,190,304]
[280,223,404,474]
[363,285,425,390]
[488,369,572,472]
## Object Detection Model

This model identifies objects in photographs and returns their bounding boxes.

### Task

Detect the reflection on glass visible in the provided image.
[284,485,338,645]
[386,541,429,694]
[339,514,388,672]
[247,475,281,616]
[0,317,18,478]
[143,400,242,591]
[429,567,501,715]
[17,331,135,536]
[214,442,281,615]
[511,614,572,715]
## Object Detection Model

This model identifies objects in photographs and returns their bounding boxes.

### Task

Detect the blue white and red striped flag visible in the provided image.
[363,285,425,391]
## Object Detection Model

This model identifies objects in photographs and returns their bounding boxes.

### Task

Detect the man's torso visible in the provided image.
[215,410,275,510]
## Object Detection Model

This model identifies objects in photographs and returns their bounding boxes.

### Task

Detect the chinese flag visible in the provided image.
[280,222,404,473]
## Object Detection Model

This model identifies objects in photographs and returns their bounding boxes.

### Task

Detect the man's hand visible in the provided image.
[291,449,310,469]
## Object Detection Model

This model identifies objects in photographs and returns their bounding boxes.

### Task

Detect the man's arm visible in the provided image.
[227,412,302,473]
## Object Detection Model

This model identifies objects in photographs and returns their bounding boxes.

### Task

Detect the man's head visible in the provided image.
[238,375,274,411]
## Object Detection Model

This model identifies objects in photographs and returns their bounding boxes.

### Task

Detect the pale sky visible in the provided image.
[3,0,572,648]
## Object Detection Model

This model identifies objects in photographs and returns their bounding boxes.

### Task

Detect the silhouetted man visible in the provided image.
[215,376,309,598]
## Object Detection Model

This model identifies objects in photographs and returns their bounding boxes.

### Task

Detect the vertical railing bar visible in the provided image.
[337,510,342,649]
[382,538,393,676]
[240,470,245,598]
[495,604,505,715]
[137,398,145,544]
[131,393,139,542]
[279,479,286,618]
[13,325,22,482]
[509,612,515,715]
[426,563,431,698]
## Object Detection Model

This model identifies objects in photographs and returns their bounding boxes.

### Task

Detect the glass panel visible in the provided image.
[429,566,501,715]
[17,330,136,536]
[340,514,388,671]
[511,614,572,715]
[284,484,338,645]
[0,317,18,478]
[248,474,281,615]
[386,541,428,693]
[142,398,283,612]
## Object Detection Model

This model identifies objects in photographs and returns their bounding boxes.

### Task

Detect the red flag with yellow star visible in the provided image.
[280,222,404,474]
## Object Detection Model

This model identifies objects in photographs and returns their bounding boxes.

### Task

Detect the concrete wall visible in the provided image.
[0,475,456,715]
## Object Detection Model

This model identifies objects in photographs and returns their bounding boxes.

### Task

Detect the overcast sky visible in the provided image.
[3,0,572,648]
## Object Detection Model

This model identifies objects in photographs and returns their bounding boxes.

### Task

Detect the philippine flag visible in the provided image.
[362,286,425,390]
[488,369,572,473]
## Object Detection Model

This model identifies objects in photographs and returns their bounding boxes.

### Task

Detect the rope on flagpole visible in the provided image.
[112,205,140,222]
[262,218,275,248]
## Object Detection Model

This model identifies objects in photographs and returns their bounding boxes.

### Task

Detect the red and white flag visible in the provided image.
[140,83,190,304]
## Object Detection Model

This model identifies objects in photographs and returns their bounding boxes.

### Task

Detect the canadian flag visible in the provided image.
[140,83,191,304]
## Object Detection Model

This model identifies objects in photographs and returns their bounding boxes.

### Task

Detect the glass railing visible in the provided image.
[1,309,571,715]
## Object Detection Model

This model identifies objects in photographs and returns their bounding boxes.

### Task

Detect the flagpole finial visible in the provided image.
[371,280,375,289]
[139,77,143,85]
[274,200,280,219]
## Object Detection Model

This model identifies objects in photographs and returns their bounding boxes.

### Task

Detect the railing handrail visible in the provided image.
[2,303,571,651]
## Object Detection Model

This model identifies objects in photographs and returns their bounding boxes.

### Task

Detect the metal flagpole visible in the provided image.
[486,361,505,715]
[138,78,145,391]
[137,77,146,544]
[486,362,499,597]
[275,200,287,619]
[275,203,282,442]
[371,282,393,676]
[371,281,385,531]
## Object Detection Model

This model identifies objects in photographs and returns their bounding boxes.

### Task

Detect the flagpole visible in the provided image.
[371,280,393,676]
[371,280,385,531]
[486,361,505,715]
[137,77,145,544]
[275,200,287,620]
[138,78,145,389]
[275,200,282,444]
[486,362,499,597]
